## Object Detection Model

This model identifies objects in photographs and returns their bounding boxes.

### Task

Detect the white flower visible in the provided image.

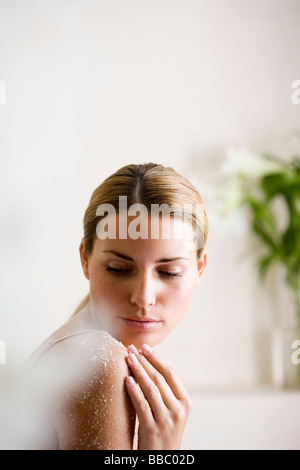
[221,145,282,178]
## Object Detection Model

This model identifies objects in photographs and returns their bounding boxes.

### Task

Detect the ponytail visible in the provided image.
[70,293,90,318]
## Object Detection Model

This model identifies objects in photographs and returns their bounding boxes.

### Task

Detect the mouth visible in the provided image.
[119,317,162,331]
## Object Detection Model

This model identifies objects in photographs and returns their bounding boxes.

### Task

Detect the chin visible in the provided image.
[119,331,166,350]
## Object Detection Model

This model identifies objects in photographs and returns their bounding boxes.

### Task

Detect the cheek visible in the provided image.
[172,276,195,302]
[89,269,127,305]
[165,279,195,319]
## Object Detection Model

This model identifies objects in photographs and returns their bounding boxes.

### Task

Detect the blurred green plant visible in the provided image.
[190,144,300,385]
[231,152,300,326]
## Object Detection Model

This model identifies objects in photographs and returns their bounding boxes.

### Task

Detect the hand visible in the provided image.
[125,344,193,450]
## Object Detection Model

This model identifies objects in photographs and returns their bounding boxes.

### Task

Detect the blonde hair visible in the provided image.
[72,162,208,316]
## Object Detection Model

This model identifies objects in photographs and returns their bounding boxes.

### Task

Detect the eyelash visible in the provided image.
[105,266,183,279]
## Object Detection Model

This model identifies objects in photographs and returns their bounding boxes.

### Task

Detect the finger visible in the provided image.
[141,344,190,403]
[126,353,166,422]
[128,346,179,410]
[125,375,154,429]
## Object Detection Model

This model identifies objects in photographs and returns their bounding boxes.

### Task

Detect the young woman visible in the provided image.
[26,162,208,450]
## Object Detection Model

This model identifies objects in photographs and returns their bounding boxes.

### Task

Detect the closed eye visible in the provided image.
[105,267,183,278]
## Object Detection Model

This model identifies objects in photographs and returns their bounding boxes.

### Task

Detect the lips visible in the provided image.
[120,316,161,331]
[123,317,159,322]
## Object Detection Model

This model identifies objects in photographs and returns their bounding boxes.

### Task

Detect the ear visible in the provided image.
[196,247,207,285]
[79,237,90,280]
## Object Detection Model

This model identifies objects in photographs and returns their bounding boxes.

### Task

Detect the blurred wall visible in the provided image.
[0,0,299,388]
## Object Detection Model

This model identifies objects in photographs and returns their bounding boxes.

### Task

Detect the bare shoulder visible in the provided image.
[33,328,127,375]
[33,330,136,450]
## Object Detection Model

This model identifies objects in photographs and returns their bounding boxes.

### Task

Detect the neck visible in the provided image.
[88,301,103,330]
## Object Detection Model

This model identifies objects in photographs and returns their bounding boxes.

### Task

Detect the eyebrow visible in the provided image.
[101,250,190,263]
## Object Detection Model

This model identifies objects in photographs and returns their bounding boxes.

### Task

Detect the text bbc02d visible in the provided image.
[148,455,195,465]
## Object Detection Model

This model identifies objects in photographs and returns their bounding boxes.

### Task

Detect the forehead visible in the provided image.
[94,213,197,257]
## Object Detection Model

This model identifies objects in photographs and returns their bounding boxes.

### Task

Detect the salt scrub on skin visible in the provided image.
[79,330,127,367]
[28,329,136,450]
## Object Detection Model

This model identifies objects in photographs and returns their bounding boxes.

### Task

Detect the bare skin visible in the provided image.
[27,214,206,449]
[28,319,137,449]
[125,344,194,450]
[77,214,207,450]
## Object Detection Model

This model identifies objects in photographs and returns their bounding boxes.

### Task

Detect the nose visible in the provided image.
[130,271,156,308]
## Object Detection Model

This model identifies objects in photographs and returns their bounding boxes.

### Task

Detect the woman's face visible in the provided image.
[79,214,207,349]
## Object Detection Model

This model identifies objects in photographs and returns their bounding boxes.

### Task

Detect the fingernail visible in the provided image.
[126,376,135,386]
[128,344,139,355]
[128,353,138,365]
[143,344,152,355]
